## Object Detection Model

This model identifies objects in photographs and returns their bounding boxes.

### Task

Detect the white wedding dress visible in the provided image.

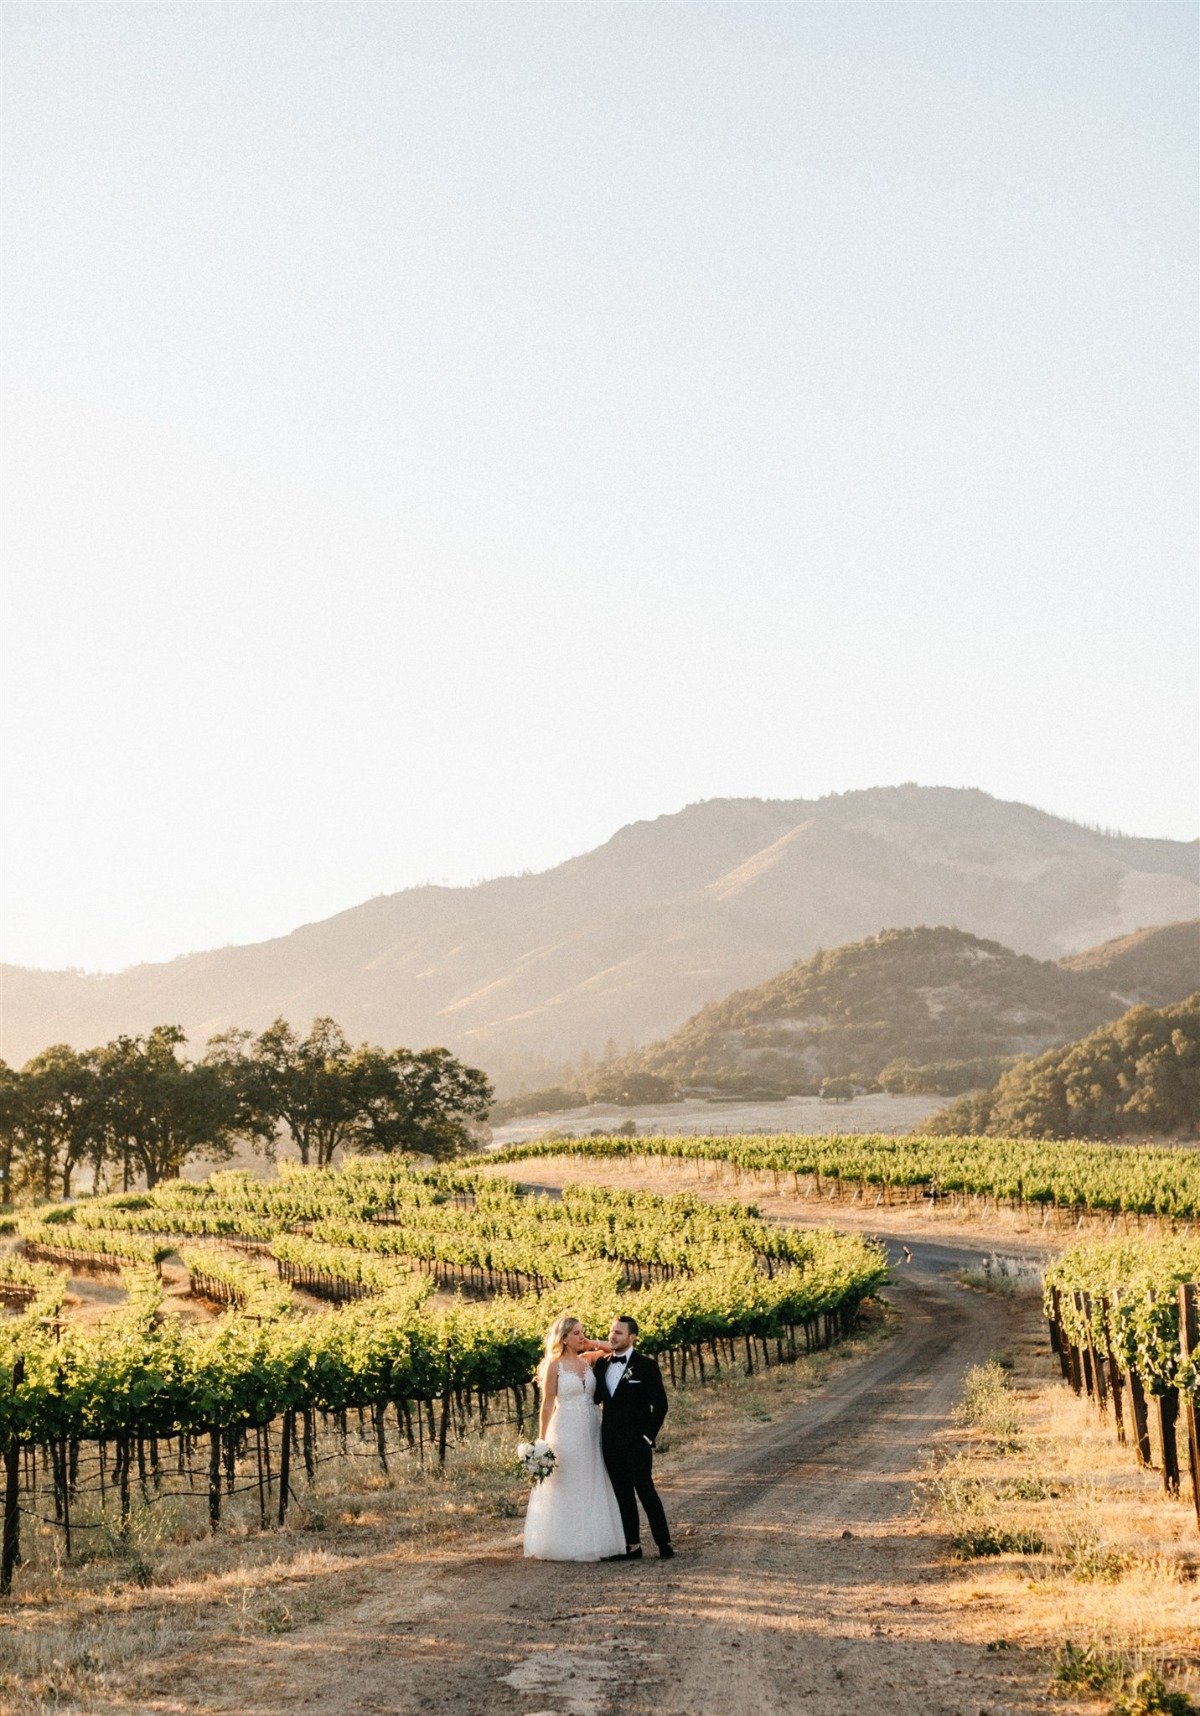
[523,1363,627,1561]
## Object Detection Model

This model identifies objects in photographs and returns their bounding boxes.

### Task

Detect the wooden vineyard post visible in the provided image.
[1156,1390,1182,1497]
[60,1437,71,1560]
[1048,1288,1060,1354]
[1065,1302,1082,1393]
[255,1426,268,1530]
[1127,1369,1154,1468]
[208,1429,222,1533]
[1178,1282,1200,1528]
[277,1410,293,1527]
[303,1409,315,1481]
[437,1364,453,1469]
[1082,1292,1108,1413]
[1073,1292,1095,1398]
[1098,1297,1126,1447]
[1048,1287,1069,1378]
[1062,1292,1082,1395]
[1146,1291,1181,1497]
[1,1358,24,1596]
[1114,1289,1153,1468]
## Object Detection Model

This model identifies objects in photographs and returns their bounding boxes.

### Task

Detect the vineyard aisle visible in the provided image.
[163,1236,1056,1716]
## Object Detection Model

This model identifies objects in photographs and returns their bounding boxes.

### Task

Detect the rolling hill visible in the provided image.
[590,925,1170,1098]
[2,786,1197,1088]
[1057,919,1200,1006]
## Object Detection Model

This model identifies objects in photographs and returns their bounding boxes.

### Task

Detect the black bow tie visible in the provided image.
[610,1354,628,1365]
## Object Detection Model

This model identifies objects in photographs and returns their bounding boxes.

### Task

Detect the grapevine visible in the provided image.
[0,1160,887,1589]
[486,1133,1200,1221]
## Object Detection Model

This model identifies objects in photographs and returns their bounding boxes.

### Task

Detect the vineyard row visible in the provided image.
[485,1134,1200,1221]
[1043,1235,1200,1530]
[0,1167,887,1593]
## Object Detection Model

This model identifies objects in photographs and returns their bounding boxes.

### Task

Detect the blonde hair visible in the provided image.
[538,1314,580,1386]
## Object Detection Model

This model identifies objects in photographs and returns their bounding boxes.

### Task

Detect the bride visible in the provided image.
[523,1314,628,1561]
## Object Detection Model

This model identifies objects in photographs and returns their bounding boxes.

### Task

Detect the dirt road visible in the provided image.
[171,1233,1058,1716]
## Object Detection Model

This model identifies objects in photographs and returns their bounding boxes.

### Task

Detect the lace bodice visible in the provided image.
[555,1363,595,1408]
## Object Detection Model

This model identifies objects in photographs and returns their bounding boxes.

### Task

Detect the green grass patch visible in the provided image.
[953,1359,1021,1450]
[1052,1643,1197,1714]
[951,1522,1046,1559]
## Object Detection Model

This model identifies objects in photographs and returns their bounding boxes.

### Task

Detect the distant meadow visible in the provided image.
[488,1091,943,1148]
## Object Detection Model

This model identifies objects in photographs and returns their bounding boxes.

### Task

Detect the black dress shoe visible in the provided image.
[658,1544,675,1559]
[603,1547,643,1561]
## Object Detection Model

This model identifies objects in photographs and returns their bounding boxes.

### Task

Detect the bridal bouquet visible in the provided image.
[516,1440,555,1484]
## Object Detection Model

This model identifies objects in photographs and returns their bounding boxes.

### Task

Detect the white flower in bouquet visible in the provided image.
[516,1439,556,1484]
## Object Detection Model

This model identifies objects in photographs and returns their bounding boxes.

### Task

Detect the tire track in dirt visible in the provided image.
[169,1233,1058,1716]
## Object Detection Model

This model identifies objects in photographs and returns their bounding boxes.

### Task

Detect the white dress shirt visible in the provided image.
[605,1345,634,1397]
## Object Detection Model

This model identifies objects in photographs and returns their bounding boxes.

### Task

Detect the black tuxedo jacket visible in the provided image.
[594,1350,668,1449]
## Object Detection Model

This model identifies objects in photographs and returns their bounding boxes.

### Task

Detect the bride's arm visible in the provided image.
[538,1362,558,1440]
[578,1338,613,1364]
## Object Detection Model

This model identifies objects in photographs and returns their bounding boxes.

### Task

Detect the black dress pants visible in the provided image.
[604,1437,670,1549]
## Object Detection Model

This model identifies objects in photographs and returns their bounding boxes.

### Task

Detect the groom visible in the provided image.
[595,1314,674,1560]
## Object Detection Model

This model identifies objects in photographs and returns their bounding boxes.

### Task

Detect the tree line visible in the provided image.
[926,994,1199,1140]
[0,1018,493,1202]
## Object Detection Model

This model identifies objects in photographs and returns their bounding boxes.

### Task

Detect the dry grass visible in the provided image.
[916,1312,1200,1714]
[0,1309,891,1716]
[959,1253,1046,1298]
[951,1357,1024,1451]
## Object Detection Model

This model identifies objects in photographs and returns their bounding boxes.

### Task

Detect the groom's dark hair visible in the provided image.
[614,1314,639,1336]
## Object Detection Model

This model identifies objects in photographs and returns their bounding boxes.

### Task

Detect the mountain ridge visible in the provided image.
[3,786,1197,1084]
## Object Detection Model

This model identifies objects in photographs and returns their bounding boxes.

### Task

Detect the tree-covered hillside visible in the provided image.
[925,993,1200,1140]
[597,926,1129,1098]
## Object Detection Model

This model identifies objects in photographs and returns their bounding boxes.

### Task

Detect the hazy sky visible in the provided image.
[3,2,1197,973]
